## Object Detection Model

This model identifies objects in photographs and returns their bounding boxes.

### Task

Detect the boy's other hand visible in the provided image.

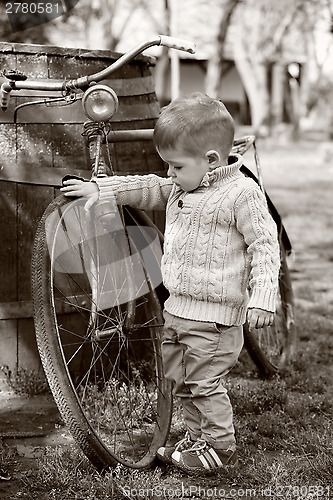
[247,308,274,331]
[60,180,99,211]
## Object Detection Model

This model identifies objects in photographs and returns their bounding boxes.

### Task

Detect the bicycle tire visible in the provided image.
[31,195,172,471]
[243,242,296,377]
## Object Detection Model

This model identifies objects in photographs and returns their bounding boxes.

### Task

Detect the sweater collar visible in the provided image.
[199,153,243,188]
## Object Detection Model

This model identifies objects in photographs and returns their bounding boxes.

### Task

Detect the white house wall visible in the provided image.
[152,61,245,109]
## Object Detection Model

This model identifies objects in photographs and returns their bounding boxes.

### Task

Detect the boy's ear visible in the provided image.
[205,150,220,169]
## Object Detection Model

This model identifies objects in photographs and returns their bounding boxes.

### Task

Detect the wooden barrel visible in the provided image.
[0,42,165,373]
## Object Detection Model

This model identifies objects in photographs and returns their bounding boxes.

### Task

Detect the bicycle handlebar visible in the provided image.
[0,35,195,110]
[159,35,195,54]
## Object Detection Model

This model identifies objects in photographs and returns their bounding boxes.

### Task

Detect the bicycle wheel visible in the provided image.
[31,195,172,471]
[243,243,296,377]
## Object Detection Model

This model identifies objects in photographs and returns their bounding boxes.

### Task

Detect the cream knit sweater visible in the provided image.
[96,154,280,326]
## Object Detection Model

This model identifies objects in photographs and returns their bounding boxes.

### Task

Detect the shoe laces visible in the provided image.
[186,438,208,454]
[174,431,193,451]
[186,439,236,455]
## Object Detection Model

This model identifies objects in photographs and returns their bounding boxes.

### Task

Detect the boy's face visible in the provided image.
[158,148,215,192]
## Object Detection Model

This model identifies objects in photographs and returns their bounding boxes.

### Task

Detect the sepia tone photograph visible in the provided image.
[0,1,332,498]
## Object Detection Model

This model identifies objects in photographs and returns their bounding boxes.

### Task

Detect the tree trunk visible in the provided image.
[205,0,239,98]
[154,0,172,106]
[271,62,285,128]
[233,27,270,133]
[286,77,301,140]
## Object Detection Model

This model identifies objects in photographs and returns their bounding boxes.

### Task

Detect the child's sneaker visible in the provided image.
[171,439,237,475]
[156,432,195,465]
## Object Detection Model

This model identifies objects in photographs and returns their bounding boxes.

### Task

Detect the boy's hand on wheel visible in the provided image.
[247,308,274,331]
[60,179,99,211]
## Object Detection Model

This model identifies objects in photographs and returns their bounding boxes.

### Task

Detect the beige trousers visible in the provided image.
[162,310,243,449]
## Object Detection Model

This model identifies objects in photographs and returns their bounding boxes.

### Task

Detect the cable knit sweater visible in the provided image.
[96,154,280,326]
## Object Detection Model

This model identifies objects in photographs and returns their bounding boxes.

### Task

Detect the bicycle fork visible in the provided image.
[83,121,136,338]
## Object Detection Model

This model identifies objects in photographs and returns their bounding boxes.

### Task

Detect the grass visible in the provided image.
[0,366,49,397]
[5,327,332,499]
[2,139,333,498]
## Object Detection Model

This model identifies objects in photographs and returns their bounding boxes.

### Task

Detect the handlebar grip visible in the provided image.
[159,35,196,54]
[0,86,11,111]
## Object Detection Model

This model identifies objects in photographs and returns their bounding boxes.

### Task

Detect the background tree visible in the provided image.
[229,0,333,136]
[205,0,240,98]
[0,0,50,44]
[231,0,300,134]
[134,0,171,105]
[74,0,139,51]
[300,0,333,136]
[58,0,171,103]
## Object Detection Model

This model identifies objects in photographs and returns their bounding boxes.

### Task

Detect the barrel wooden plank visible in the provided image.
[0,76,156,98]
[0,163,90,186]
[48,53,110,80]
[17,318,42,370]
[1,97,160,124]
[0,300,33,319]
[16,183,54,371]
[0,321,17,371]
[16,124,53,169]
[0,42,156,65]
[16,52,48,78]
[111,140,159,174]
[0,181,17,302]
[0,124,16,167]
[109,118,164,176]
[103,76,156,96]
[20,100,159,123]
[17,184,55,301]
[50,124,88,170]
[0,180,18,372]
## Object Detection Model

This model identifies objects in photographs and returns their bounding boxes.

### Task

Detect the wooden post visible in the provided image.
[170,0,180,100]
[271,62,285,128]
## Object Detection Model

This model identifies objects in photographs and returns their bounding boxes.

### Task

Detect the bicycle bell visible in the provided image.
[82,84,119,122]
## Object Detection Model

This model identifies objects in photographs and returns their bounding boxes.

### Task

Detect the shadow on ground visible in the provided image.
[0,380,72,499]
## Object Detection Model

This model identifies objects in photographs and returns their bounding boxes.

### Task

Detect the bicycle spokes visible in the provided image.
[33,195,171,469]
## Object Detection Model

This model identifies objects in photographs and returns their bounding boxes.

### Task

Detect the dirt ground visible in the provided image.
[0,380,73,498]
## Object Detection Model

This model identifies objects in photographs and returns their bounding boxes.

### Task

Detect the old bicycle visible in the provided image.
[1,36,295,473]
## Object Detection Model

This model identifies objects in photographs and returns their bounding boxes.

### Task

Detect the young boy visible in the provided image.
[61,92,280,475]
